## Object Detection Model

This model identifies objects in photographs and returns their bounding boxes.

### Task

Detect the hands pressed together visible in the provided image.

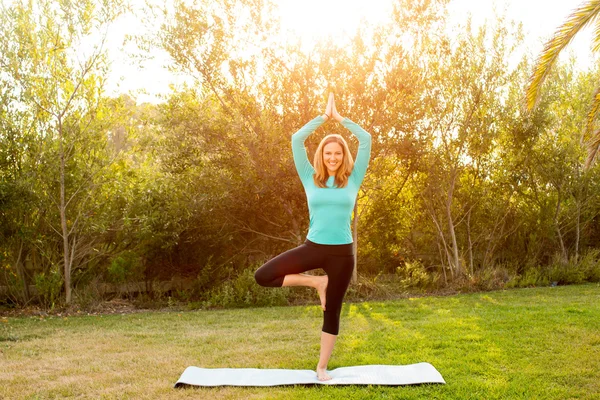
[323,92,344,123]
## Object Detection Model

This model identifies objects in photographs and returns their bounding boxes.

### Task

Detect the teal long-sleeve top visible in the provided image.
[292,115,372,245]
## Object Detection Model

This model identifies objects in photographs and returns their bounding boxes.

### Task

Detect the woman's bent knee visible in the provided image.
[254,268,268,287]
[254,266,281,287]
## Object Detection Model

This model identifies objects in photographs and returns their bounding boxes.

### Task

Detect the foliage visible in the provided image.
[205,267,290,308]
[0,0,128,304]
[524,0,600,167]
[106,251,144,284]
[2,0,600,307]
[397,260,440,290]
[33,267,63,310]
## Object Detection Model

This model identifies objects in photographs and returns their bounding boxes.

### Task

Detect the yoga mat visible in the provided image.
[174,363,446,387]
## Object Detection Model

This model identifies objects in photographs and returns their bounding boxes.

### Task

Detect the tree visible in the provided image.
[407,17,525,277]
[0,0,126,304]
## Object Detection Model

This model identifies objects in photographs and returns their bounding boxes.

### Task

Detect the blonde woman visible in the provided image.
[254,93,371,381]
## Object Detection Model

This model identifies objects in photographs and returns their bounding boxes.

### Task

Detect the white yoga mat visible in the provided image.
[174,363,446,387]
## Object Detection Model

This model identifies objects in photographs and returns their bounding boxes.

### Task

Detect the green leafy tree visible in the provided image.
[0,0,126,304]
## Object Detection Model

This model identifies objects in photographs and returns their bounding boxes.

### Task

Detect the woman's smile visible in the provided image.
[323,142,343,175]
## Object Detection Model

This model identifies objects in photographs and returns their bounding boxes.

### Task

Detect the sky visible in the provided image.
[104,0,596,103]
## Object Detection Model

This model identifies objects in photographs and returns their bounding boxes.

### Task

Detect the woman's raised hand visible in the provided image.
[324,92,334,120]
[330,93,344,123]
[323,92,344,123]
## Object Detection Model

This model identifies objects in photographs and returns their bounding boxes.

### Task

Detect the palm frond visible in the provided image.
[525,0,600,111]
[586,86,600,135]
[585,88,600,168]
[593,12,600,51]
[585,129,600,168]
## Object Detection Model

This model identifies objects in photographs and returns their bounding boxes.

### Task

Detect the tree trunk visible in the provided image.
[574,167,584,263]
[575,200,581,263]
[574,161,583,263]
[466,209,474,275]
[437,239,448,285]
[14,240,30,302]
[423,195,454,280]
[446,170,461,275]
[59,117,72,304]
[352,202,358,284]
[483,206,509,268]
[553,189,567,262]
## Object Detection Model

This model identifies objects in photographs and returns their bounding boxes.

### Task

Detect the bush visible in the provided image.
[206,267,290,308]
[188,256,220,300]
[72,278,105,309]
[1,265,26,306]
[546,251,600,286]
[576,249,600,282]
[107,251,143,284]
[396,260,439,290]
[465,266,511,291]
[34,267,63,309]
[505,267,549,288]
[505,250,600,289]
[345,273,396,301]
[548,260,585,285]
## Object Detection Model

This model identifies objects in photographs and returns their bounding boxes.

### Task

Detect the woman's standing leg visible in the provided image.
[316,332,338,380]
[316,254,354,381]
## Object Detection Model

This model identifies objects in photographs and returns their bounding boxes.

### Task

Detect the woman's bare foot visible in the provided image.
[315,275,328,311]
[316,366,332,381]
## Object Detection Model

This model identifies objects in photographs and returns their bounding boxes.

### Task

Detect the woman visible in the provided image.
[254,92,371,381]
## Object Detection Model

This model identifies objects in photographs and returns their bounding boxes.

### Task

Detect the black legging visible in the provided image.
[254,240,354,335]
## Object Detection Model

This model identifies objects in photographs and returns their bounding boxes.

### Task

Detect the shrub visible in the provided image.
[505,267,549,288]
[345,273,397,301]
[396,260,439,290]
[72,278,104,309]
[107,251,143,284]
[34,267,63,309]
[1,265,26,306]
[546,252,600,286]
[188,256,220,300]
[576,249,600,282]
[548,262,585,286]
[504,250,600,289]
[467,266,511,291]
[206,267,290,308]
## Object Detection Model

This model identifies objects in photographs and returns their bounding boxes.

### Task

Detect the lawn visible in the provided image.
[1,284,599,399]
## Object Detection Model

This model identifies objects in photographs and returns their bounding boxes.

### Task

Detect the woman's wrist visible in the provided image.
[322,113,330,120]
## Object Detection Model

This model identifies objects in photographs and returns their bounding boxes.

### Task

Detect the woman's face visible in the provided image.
[323,141,344,176]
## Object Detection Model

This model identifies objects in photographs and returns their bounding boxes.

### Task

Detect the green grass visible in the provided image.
[1,284,599,399]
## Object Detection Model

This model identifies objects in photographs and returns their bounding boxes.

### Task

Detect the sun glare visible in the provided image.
[276,0,394,50]
[101,0,592,103]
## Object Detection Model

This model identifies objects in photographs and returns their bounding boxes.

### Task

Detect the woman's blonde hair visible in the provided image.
[313,134,354,188]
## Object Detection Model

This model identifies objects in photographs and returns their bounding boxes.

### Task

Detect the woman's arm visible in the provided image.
[291,94,332,183]
[291,116,326,184]
[342,119,371,185]
[330,94,372,185]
